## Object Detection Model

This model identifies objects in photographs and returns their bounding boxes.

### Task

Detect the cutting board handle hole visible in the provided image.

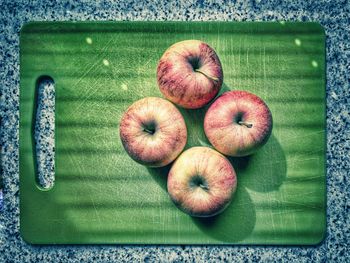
[34,76,55,190]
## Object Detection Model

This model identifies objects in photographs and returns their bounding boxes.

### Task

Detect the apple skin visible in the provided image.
[157,40,223,109]
[119,97,187,167]
[167,147,237,217]
[204,90,273,157]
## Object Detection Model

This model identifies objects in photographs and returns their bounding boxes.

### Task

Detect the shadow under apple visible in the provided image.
[192,185,255,243]
[147,164,172,192]
[228,134,287,193]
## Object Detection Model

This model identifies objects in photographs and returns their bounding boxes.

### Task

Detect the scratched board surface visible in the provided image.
[20,22,326,244]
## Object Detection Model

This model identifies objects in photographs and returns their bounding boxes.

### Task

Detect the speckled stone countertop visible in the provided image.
[1,1,349,262]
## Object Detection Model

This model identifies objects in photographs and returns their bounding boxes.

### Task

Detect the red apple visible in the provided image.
[120,97,187,167]
[157,40,223,109]
[204,90,273,157]
[167,147,237,217]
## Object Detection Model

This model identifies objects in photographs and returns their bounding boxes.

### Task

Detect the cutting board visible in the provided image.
[20,22,326,245]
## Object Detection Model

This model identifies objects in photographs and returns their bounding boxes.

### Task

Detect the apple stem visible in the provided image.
[143,128,155,134]
[238,121,253,128]
[195,69,219,82]
[199,184,209,191]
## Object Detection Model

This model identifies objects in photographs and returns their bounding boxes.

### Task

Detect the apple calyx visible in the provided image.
[195,69,219,82]
[238,121,253,128]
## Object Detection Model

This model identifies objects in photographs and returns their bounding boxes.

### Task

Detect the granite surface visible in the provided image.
[1,0,350,262]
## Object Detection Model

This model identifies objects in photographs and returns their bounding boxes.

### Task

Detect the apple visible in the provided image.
[157,40,223,109]
[119,97,187,167]
[167,147,237,217]
[204,90,273,157]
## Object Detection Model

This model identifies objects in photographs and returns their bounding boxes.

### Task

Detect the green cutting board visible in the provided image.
[20,22,326,245]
